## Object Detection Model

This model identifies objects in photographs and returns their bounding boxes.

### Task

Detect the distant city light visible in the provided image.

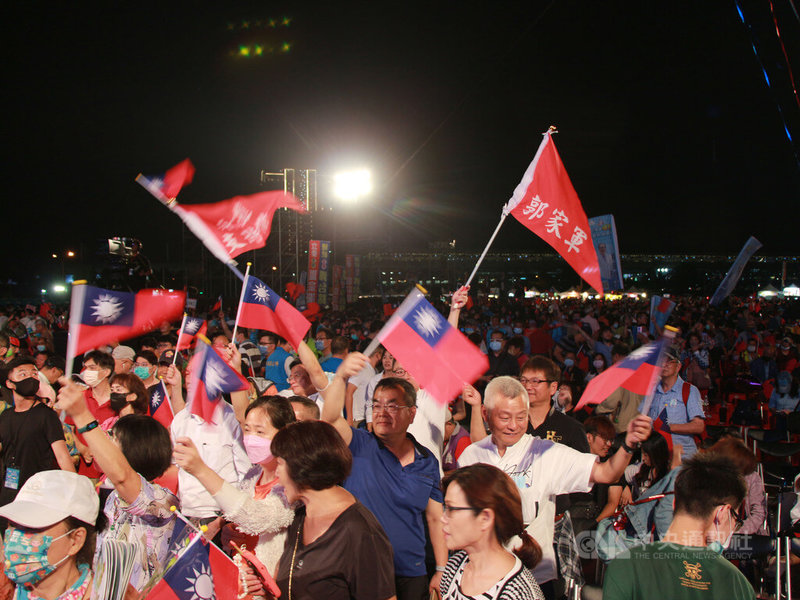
[333,169,372,201]
[51,254,57,258]
[67,250,75,257]
[52,285,67,293]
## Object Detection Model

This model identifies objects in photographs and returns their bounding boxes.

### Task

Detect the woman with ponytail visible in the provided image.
[439,464,544,600]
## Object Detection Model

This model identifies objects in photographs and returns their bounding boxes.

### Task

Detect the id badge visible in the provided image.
[4,467,20,490]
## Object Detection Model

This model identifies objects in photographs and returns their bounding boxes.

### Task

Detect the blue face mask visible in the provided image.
[351,334,359,341]
[315,340,326,352]
[564,358,575,368]
[133,365,151,380]
[36,344,46,352]
[489,341,503,352]
[4,527,75,585]
[258,345,270,355]
[513,327,523,335]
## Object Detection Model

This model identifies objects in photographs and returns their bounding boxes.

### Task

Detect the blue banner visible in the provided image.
[588,214,624,291]
[709,236,763,306]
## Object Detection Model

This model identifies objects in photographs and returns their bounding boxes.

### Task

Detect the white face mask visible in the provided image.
[82,369,106,388]
[593,359,604,370]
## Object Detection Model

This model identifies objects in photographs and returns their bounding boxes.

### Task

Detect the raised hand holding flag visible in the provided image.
[149,381,174,429]
[187,336,249,423]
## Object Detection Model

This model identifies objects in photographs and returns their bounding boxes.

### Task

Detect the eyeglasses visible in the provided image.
[393,368,407,377]
[731,507,744,532]
[442,503,480,517]
[519,377,552,386]
[372,402,412,414]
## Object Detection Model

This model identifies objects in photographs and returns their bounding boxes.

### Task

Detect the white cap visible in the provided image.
[112,345,136,361]
[0,470,99,528]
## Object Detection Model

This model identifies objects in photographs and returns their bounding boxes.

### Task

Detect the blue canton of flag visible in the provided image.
[402,296,447,347]
[245,277,281,311]
[161,540,215,600]
[80,287,135,327]
[150,382,165,411]
[184,317,203,335]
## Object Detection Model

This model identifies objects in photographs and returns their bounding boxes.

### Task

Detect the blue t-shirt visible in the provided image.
[320,356,343,373]
[642,376,705,458]
[345,428,443,577]
[263,347,292,392]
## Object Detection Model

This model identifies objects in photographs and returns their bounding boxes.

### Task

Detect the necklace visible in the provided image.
[288,519,303,600]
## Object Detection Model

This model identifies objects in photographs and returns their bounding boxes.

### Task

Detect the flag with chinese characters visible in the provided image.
[135,159,195,203]
[506,130,604,295]
[574,337,668,410]
[146,535,238,600]
[177,317,207,351]
[187,337,249,423]
[67,285,185,357]
[649,295,676,335]
[372,287,488,406]
[149,381,174,429]
[236,275,311,348]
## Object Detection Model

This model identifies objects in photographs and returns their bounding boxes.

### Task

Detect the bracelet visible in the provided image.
[435,565,446,573]
[621,440,638,454]
[314,379,334,393]
[77,420,99,435]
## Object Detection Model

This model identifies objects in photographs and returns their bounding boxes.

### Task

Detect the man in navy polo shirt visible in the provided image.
[322,352,447,600]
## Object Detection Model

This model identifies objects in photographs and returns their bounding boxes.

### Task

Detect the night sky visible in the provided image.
[5,1,800,280]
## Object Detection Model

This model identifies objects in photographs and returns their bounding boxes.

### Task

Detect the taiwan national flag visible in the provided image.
[149,381,174,429]
[147,535,238,600]
[575,337,668,410]
[649,295,676,336]
[187,337,249,423]
[372,287,488,406]
[211,296,222,313]
[236,275,311,349]
[177,317,207,351]
[67,285,185,357]
[136,159,196,203]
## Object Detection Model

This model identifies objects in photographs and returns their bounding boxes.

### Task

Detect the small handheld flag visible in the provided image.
[176,315,207,352]
[187,336,249,423]
[149,381,175,429]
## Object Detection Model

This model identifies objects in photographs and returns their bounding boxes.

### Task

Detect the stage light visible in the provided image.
[53,285,67,293]
[333,169,372,201]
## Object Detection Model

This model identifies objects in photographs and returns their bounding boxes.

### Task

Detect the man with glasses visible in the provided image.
[642,345,705,459]
[320,352,448,600]
[603,453,754,600]
[459,375,652,599]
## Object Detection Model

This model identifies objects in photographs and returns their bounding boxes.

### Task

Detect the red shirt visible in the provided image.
[66,389,117,478]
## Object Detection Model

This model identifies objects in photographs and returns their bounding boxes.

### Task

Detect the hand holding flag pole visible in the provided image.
[65,280,89,378]
[173,314,187,367]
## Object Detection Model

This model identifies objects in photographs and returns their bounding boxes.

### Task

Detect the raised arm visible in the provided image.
[56,378,142,503]
[462,383,487,442]
[591,414,652,484]
[296,339,330,392]
[163,364,186,414]
[320,353,369,446]
[447,285,469,329]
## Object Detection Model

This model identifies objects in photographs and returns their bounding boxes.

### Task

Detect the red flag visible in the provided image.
[67,285,185,356]
[147,535,238,600]
[171,191,306,266]
[176,316,207,351]
[149,381,174,429]
[506,131,604,295]
[574,338,667,410]
[373,287,488,406]
[237,275,312,349]
[211,296,222,312]
[187,338,249,423]
[136,159,195,202]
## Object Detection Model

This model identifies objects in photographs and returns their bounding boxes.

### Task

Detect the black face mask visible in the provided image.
[109,392,130,413]
[13,377,40,397]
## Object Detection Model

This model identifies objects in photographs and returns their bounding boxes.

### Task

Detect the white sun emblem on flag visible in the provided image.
[251,283,270,304]
[151,390,162,409]
[204,361,229,397]
[413,307,442,338]
[185,320,200,334]
[182,560,215,600]
[91,294,124,324]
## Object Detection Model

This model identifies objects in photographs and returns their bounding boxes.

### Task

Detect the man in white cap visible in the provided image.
[112,345,136,375]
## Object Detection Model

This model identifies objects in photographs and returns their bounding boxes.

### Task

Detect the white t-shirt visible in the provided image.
[349,363,376,422]
[458,434,596,585]
[407,388,448,476]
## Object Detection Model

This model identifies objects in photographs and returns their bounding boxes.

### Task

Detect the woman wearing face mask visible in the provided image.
[172,396,296,579]
[584,352,608,384]
[100,374,149,432]
[769,370,800,414]
[0,470,103,600]
[55,380,177,593]
[132,351,159,389]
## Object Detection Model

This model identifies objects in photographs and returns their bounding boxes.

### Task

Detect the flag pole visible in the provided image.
[639,325,678,418]
[173,313,187,367]
[64,280,88,378]
[231,263,252,342]
[464,210,510,287]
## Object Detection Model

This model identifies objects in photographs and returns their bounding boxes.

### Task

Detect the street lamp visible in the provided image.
[333,169,372,202]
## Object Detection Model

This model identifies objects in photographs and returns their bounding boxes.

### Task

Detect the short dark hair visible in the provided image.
[5,354,37,372]
[611,343,630,358]
[288,359,302,371]
[521,355,560,382]
[43,355,66,372]
[673,452,746,520]
[315,327,333,340]
[84,350,115,373]
[245,396,296,430]
[271,421,351,490]
[331,336,350,355]
[289,396,320,420]
[584,415,615,440]
[112,415,172,481]
[507,336,525,351]
[0,332,9,349]
[374,377,417,407]
[135,350,158,366]
[139,336,157,349]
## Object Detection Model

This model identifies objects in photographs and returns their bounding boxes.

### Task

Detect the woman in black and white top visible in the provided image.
[440,464,544,600]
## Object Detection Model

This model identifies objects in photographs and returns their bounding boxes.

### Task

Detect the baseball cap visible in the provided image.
[158,349,176,365]
[112,345,136,362]
[664,345,681,363]
[0,470,99,528]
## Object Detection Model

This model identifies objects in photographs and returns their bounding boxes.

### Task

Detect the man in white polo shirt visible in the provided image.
[458,375,652,599]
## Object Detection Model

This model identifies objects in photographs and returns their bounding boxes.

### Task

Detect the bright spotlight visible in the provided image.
[67,251,75,257]
[53,285,67,293]
[333,169,372,201]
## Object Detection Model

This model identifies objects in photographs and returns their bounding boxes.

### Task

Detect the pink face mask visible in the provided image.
[243,435,273,464]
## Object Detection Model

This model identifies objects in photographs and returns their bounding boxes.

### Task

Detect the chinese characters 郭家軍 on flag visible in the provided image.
[505,131,604,295]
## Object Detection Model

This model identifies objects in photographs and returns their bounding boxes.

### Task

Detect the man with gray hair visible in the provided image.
[460,375,652,598]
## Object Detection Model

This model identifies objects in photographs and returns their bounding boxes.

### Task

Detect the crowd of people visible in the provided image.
[0,289,797,599]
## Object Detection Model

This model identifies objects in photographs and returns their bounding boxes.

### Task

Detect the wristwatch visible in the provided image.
[77,420,100,434]
[621,440,639,454]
